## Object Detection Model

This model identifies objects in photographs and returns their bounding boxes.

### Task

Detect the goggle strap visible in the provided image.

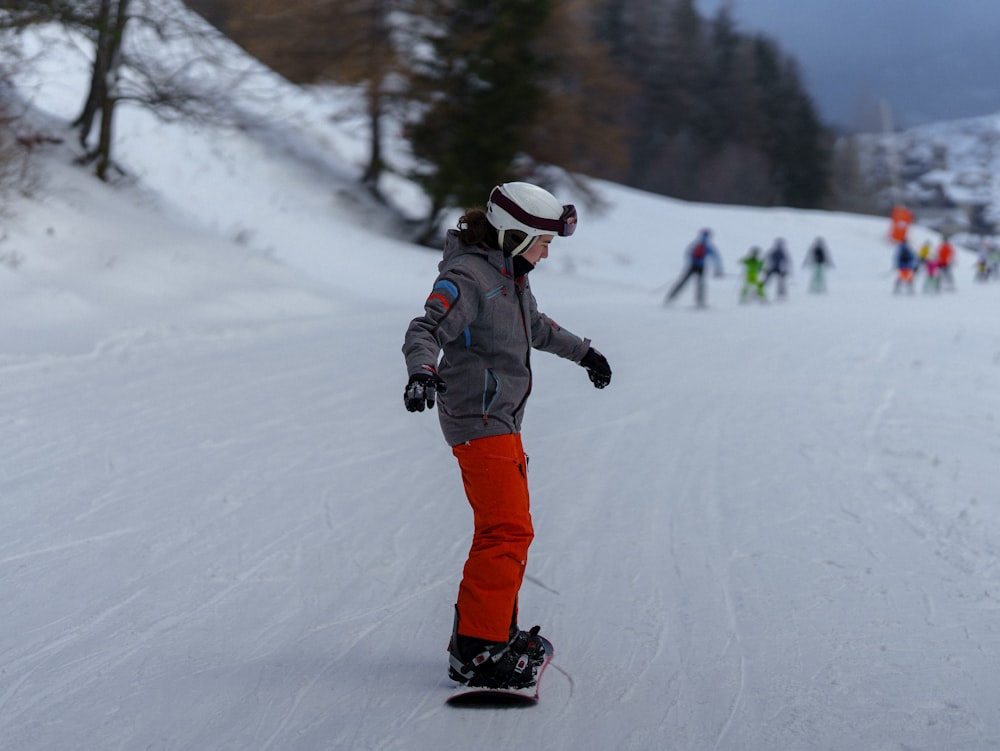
[490,187,576,237]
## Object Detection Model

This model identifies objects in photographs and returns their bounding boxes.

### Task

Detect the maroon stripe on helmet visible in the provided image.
[490,187,567,235]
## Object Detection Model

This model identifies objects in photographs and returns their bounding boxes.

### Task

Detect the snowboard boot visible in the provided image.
[508,625,546,670]
[447,608,544,689]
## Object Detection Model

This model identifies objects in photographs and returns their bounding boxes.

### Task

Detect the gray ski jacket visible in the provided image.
[403,230,591,446]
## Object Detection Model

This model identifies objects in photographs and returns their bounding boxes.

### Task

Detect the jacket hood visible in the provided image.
[440,229,508,275]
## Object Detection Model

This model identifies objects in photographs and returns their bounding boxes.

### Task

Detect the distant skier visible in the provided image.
[664,229,724,307]
[974,246,991,282]
[936,237,957,291]
[917,240,940,292]
[739,247,766,302]
[894,238,917,294]
[917,240,932,269]
[761,238,792,299]
[975,239,998,282]
[989,242,1000,279]
[803,237,833,293]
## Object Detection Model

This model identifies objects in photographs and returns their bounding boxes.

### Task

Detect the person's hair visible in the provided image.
[458,207,511,251]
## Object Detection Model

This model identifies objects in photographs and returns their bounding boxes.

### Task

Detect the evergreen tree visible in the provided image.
[651,0,709,196]
[779,87,830,207]
[751,36,829,207]
[405,0,555,242]
[589,0,829,207]
[700,7,748,148]
[593,0,672,189]
[186,0,833,210]
[686,8,773,203]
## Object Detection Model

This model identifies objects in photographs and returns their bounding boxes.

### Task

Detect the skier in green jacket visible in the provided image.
[740,247,766,302]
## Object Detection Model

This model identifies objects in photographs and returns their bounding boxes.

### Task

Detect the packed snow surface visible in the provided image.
[3,15,1000,751]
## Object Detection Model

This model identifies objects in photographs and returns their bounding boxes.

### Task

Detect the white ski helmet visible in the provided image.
[486,182,577,255]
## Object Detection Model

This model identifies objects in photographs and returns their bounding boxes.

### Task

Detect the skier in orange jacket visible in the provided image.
[937,238,956,291]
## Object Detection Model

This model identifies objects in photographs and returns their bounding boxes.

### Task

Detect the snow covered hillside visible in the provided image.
[4,12,1000,751]
[857,112,1000,237]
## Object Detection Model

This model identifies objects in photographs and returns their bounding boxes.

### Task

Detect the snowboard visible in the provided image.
[446,636,553,707]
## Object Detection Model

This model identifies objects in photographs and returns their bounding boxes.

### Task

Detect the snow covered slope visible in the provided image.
[857,112,1000,235]
[3,11,1000,751]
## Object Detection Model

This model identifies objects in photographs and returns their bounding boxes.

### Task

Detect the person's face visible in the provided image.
[521,234,554,265]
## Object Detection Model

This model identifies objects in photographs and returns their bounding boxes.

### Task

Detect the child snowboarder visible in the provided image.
[402,181,612,691]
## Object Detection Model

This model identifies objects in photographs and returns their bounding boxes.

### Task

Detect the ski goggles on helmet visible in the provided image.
[488,187,578,237]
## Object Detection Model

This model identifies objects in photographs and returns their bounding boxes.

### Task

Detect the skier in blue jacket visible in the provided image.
[761,238,792,298]
[894,239,918,294]
[664,229,724,307]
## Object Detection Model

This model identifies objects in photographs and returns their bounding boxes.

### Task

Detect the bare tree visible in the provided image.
[4,0,262,180]
[71,0,129,178]
[526,0,635,184]
[0,8,68,201]
[219,0,404,198]
[1,0,136,178]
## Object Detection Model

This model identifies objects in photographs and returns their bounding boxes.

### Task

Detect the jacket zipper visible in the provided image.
[480,258,532,426]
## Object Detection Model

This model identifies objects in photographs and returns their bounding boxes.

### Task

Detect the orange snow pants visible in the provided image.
[451,433,534,643]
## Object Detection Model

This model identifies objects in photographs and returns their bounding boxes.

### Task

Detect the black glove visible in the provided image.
[579,347,612,389]
[404,370,447,412]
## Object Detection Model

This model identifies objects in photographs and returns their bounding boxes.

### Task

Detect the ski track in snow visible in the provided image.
[3,248,1000,751]
[5,275,1000,750]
